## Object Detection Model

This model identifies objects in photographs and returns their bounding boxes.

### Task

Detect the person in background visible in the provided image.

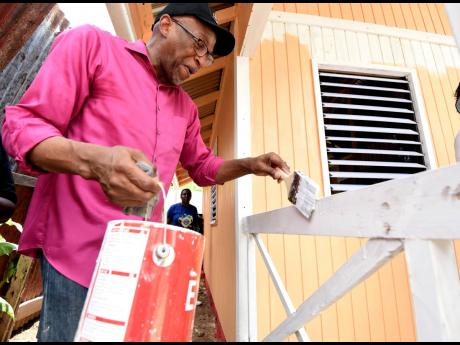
[0,136,17,223]
[167,188,200,232]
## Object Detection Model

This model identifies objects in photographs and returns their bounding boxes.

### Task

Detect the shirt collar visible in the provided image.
[124,40,180,89]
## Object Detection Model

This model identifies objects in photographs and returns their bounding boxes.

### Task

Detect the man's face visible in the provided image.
[181,189,192,204]
[159,15,216,85]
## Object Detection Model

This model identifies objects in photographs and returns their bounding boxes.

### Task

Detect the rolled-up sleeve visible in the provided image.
[1,25,102,175]
[179,106,224,187]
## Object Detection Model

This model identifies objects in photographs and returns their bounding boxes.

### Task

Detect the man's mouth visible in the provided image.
[185,65,197,75]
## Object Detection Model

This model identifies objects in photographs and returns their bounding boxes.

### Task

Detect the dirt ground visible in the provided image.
[9,277,218,342]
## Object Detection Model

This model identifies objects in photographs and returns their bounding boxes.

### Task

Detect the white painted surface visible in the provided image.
[405,239,460,341]
[242,163,460,240]
[105,3,136,42]
[240,4,274,58]
[311,59,331,196]
[444,3,460,50]
[269,11,457,46]
[235,56,257,341]
[263,239,403,342]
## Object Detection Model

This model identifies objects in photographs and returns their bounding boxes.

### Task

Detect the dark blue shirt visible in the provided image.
[167,203,199,230]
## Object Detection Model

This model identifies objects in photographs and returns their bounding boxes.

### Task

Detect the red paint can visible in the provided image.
[74,220,205,342]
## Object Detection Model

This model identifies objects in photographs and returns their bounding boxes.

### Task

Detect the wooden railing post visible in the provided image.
[404,240,460,341]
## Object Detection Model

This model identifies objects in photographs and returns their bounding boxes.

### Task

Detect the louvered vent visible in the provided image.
[319,70,427,194]
[210,184,217,225]
[210,141,218,225]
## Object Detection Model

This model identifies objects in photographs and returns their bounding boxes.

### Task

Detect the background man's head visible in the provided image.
[148,4,235,85]
[181,188,192,204]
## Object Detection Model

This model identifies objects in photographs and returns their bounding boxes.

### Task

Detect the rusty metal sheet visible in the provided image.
[0,3,56,70]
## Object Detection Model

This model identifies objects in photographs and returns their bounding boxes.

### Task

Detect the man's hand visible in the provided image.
[247,152,290,181]
[29,137,161,208]
[88,146,161,207]
[215,152,290,184]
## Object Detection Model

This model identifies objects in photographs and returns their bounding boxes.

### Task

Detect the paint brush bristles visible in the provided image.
[277,169,319,219]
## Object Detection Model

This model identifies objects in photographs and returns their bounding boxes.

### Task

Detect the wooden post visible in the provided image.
[235,55,257,342]
[405,239,460,341]
[0,255,34,341]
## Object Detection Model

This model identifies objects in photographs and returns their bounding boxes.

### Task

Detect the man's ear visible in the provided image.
[158,14,173,38]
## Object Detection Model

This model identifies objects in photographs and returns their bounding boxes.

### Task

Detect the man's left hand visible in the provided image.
[248,152,290,181]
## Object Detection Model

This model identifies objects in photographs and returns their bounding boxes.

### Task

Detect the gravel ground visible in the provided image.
[10,278,218,342]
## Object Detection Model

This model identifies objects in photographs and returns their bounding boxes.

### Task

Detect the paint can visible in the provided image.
[74,220,205,342]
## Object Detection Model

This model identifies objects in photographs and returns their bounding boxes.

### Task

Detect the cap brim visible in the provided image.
[154,11,235,57]
[195,16,235,57]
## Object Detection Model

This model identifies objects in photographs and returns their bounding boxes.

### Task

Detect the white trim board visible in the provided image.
[105,3,136,42]
[234,56,257,342]
[240,4,273,58]
[269,11,456,47]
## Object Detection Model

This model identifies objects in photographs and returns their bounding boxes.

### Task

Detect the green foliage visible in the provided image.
[0,297,14,319]
[0,260,17,290]
[0,235,17,256]
[0,219,22,320]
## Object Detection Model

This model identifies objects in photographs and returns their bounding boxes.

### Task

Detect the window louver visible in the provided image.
[319,70,427,194]
[210,184,217,225]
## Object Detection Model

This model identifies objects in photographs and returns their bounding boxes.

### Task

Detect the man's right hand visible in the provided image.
[88,146,160,207]
[90,146,160,207]
[29,137,161,208]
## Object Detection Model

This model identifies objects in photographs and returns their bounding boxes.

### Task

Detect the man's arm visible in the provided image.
[215,152,290,185]
[29,136,161,207]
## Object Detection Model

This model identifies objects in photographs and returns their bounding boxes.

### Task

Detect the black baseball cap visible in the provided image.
[153,3,235,57]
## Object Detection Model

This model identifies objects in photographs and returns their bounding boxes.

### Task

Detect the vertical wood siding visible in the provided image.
[202,56,236,341]
[272,3,452,36]
[250,8,459,342]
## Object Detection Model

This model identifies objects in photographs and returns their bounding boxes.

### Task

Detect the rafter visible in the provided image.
[215,6,236,25]
[200,114,215,128]
[194,90,219,108]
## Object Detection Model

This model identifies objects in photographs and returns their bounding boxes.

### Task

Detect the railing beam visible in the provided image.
[242,163,460,240]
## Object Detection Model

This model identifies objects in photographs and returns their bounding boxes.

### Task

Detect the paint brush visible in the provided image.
[276,168,319,219]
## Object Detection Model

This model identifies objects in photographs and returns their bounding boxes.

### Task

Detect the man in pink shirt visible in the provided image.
[2,4,290,341]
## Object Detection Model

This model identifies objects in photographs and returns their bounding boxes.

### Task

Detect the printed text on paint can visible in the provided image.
[185,269,199,311]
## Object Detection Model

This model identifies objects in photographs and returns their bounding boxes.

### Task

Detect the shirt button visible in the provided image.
[157,106,160,111]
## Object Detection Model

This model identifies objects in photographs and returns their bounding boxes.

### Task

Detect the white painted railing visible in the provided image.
[241,162,460,342]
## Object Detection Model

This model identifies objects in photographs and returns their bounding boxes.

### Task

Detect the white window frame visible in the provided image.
[312,59,438,196]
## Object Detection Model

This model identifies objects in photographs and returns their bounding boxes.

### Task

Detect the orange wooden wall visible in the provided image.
[202,53,237,342]
[249,3,459,342]
[272,3,452,36]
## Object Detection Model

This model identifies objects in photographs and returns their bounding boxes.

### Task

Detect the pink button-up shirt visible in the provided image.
[2,25,223,287]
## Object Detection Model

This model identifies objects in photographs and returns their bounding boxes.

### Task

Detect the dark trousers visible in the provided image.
[38,254,88,342]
